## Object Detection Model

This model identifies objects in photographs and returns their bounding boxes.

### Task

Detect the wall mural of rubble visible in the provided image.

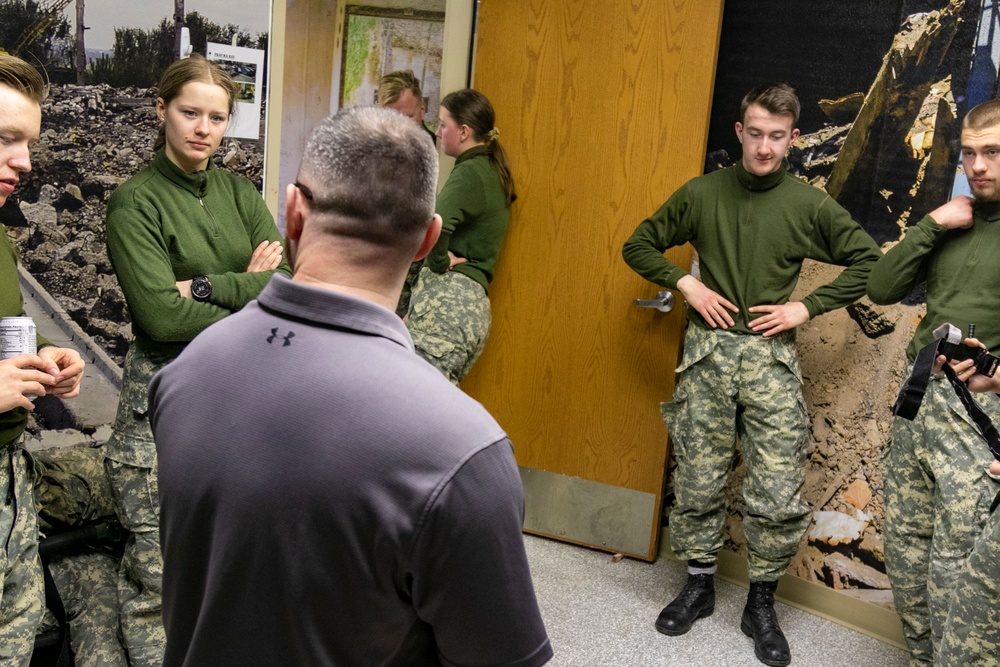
[685,0,987,609]
[0,3,270,367]
[6,84,266,366]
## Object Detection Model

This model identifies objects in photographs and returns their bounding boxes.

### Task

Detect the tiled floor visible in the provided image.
[524,535,909,667]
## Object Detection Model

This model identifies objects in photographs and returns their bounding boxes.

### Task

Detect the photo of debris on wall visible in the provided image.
[0,1,270,366]
[677,0,986,609]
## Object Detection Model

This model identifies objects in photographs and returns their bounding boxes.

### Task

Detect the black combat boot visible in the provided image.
[654,573,715,636]
[741,580,791,666]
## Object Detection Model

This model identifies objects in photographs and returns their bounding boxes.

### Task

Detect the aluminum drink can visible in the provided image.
[0,316,37,359]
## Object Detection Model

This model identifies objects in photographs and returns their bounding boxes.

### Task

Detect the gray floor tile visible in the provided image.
[525,535,909,667]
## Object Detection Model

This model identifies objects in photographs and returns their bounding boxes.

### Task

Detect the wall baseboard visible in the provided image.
[660,528,906,650]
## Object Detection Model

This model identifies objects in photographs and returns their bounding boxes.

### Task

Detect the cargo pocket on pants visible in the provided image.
[661,335,719,459]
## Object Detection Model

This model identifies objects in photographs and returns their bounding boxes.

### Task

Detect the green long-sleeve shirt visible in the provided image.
[425,145,510,293]
[106,150,291,356]
[0,227,51,449]
[622,163,881,334]
[867,203,1000,359]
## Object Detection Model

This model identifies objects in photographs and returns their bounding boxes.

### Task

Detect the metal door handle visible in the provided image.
[633,290,674,313]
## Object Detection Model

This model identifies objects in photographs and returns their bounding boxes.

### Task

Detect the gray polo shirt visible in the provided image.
[150,274,552,667]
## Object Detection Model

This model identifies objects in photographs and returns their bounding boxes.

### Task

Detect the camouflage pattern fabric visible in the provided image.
[104,344,172,667]
[34,445,117,532]
[661,325,810,582]
[0,443,43,667]
[104,459,164,667]
[395,260,424,318]
[884,372,1000,665]
[406,267,491,385]
[938,498,1000,666]
[37,550,128,667]
[105,344,173,469]
[33,445,127,667]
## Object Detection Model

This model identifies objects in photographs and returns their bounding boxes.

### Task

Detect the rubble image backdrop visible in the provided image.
[0,2,271,364]
[690,0,990,608]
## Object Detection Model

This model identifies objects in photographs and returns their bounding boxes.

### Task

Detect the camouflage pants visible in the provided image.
[105,344,171,667]
[37,550,129,667]
[395,260,424,318]
[406,267,491,385]
[34,445,119,531]
[938,498,1000,666]
[661,326,810,582]
[34,444,127,666]
[884,372,1000,665]
[0,444,42,667]
[104,460,164,667]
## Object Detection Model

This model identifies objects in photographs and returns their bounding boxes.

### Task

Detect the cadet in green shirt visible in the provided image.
[867,99,1000,666]
[0,53,86,667]
[103,55,289,667]
[376,69,437,318]
[935,348,1000,667]
[624,83,880,667]
[406,89,515,384]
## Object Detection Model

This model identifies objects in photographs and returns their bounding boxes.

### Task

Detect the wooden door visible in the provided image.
[461,1,724,560]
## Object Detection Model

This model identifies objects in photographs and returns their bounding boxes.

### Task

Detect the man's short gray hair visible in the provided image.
[297,106,438,246]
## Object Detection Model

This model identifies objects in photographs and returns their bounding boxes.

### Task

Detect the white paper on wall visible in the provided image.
[206,42,265,140]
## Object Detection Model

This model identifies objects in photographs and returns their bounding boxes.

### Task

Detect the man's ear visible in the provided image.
[413,214,442,261]
[285,182,304,241]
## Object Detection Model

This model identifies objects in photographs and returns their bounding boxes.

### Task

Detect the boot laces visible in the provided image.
[676,575,711,604]
[749,591,774,607]
[747,590,781,632]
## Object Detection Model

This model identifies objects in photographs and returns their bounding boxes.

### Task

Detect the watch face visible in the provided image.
[192,277,212,300]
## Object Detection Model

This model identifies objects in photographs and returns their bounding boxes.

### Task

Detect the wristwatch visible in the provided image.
[191,276,212,302]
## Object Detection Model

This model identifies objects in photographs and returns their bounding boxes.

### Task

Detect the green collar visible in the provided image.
[733,160,786,192]
[455,145,491,165]
[152,149,212,198]
[974,199,1000,223]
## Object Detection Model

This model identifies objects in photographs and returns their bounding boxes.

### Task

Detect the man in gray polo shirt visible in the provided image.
[148,106,552,667]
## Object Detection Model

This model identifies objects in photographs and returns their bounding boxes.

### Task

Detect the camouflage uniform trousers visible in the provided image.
[104,344,172,667]
[661,325,811,582]
[34,444,127,666]
[406,266,491,385]
[0,442,43,667]
[396,260,424,318]
[37,550,129,667]
[34,445,119,532]
[884,371,1000,666]
[938,496,1000,667]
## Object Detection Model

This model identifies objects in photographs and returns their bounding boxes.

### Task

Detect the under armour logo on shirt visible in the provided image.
[267,328,295,347]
